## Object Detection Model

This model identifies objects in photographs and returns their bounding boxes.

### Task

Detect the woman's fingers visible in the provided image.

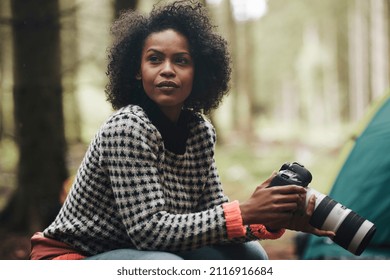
[272,185,307,194]
[305,195,335,238]
[311,228,336,238]
[273,202,301,212]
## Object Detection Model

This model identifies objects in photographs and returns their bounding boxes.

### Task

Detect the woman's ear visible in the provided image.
[135,72,142,80]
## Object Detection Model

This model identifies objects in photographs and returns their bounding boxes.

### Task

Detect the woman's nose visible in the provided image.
[160,61,175,77]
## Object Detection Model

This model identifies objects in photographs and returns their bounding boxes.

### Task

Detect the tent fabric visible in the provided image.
[302,93,390,259]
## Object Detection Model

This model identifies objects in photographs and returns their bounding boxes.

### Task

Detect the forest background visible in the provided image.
[0,0,389,259]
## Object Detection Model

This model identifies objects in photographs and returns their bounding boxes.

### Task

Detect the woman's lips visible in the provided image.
[156,81,179,89]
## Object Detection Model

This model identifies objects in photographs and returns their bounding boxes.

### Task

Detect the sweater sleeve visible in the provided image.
[221,200,285,241]
[99,113,232,252]
[190,124,285,243]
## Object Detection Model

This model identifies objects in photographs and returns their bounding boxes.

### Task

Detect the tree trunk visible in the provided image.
[0,28,3,142]
[323,18,341,125]
[335,1,350,121]
[243,21,256,141]
[225,0,239,131]
[232,21,256,141]
[0,0,5,141]
[370,0,389,99]
[388,0,390,86]
[61,0,82,144]
[0,1,14,142]
[348,0,370,121]
[6,0,68,233]
[205,0,238,143]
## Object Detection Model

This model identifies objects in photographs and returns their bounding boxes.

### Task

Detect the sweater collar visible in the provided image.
[142,101,192,155]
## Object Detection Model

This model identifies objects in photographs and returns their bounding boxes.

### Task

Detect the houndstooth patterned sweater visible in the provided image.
[43,104,259,255]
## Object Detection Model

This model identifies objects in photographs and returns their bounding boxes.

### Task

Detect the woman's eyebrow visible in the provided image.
[146,48,191,56]
[146,48,162,54]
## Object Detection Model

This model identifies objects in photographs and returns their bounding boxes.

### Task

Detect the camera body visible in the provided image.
[269,162,376,256]
[269,162,312,187]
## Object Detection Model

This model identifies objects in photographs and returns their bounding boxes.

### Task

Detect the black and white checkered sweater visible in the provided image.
[43,104,257,255]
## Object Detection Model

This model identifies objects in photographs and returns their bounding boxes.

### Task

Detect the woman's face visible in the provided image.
[139,29,194,122]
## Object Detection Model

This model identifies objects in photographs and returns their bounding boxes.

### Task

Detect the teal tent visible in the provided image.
[302,93,390,259]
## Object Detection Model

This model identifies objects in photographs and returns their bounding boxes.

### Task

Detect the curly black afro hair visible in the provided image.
[105,0,231,114]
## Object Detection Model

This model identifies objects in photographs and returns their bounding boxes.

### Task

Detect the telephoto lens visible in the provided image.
[269,162,376,256]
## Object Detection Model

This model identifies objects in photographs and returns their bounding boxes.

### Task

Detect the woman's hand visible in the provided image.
[239,172,335,238]
[285,194,335,238]
[239,172,307,228]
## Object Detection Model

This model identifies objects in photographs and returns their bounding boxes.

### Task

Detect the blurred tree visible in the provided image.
[206,0,237,141]
[61,0,82,144]
[0,0,68,233]
[388,0,390,85]
[0,19,3,142]
[235,21,256,140]
[207,0,261,143]
[223,0,238,130]
[0,1,6,142]
[0,0,14,143]
[256,0,309,124]
[349,0,370,121]
[332,0,350,120]
[370,0,389,100]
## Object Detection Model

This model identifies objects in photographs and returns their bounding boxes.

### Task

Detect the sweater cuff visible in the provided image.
[222,200,246,239]
[249,224,285,240]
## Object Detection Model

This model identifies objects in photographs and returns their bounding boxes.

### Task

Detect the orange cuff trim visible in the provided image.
[52,253,86,260]
[249,224,285,240]
[222,200,246,239]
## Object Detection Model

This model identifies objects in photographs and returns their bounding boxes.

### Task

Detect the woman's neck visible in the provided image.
[159,106,182,124]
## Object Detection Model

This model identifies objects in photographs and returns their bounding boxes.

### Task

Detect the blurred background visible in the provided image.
[0,0,389,259]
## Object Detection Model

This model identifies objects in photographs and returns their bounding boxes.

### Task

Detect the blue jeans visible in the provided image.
[84,241,268,260]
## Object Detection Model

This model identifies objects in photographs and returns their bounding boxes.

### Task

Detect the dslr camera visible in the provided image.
[269,162,376,256]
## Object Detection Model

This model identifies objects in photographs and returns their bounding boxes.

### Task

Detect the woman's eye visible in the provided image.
[148,56,161,63]
[176,57,190,65]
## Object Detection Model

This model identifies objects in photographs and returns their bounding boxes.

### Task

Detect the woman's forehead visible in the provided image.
[143,29,191,54]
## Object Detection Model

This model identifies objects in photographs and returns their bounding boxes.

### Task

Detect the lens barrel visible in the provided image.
[269,162,376,256]
[306,188,376,256]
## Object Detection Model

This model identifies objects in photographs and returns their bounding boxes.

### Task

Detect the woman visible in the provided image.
[30,0,333,260]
